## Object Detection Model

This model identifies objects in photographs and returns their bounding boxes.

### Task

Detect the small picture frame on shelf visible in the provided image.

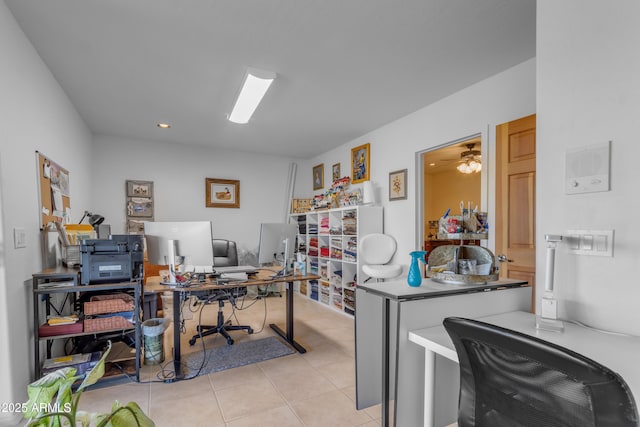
[388,169,408,201]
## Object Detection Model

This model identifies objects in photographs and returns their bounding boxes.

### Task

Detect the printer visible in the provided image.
[80,235,144,285]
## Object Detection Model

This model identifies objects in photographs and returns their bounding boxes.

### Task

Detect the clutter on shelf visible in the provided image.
[311,176,362,210]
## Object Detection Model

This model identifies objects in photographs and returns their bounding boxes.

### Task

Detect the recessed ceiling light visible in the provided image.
[429,163,436,166]
[157,123,171,129]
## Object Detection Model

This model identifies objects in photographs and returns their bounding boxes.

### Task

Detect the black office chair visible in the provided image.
[189,239,253,346]
[443,317,638,427]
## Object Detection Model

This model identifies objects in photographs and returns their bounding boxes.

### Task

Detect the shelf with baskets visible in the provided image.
[290,205,383,316]
[31,268,142,383]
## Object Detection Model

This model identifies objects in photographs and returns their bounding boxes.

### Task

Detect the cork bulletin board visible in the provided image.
[36,151,71,229]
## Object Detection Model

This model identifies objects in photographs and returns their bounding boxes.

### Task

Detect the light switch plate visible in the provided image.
[566,229,614,257]
[14,227,27,249]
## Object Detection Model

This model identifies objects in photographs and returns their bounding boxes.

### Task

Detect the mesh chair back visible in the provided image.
[443,317,638,427]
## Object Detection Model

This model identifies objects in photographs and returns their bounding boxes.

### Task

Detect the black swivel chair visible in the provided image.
[443,317,638,427]
[189,239,253,346]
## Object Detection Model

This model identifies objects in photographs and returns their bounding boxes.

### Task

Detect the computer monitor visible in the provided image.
[143,221,215,282]
[258,223,297,275]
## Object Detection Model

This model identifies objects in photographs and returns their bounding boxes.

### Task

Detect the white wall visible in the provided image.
[0,1,93,421]
[91,135,298,258]
[295,59,536,269]
[537,0,640,335]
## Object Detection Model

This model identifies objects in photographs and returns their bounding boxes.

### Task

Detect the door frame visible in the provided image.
[415,129,489,251]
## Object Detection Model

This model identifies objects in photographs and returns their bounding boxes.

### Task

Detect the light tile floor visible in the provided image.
[80,290,383,426]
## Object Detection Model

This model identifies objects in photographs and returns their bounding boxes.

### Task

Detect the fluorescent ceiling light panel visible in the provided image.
[228,67,276,124]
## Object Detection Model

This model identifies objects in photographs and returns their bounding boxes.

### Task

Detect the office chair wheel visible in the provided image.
[226,337,234,345]
[188,337,197,346]
[248,327,254,334]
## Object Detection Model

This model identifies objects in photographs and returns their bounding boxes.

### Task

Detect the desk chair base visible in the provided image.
[189,299,253,346]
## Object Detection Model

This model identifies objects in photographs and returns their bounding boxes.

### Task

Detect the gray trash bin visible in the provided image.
[141,318,170,365]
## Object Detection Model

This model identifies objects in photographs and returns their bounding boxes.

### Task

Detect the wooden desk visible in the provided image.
[145,271,320,379]
[409,311,640,427]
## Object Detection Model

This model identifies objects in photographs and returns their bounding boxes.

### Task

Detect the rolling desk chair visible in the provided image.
[189,239,253,346]
[443,317,639,427]
[360,233,402,282]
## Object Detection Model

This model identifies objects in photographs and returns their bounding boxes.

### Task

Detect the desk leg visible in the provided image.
[381,297,390,427]
[269,280,307,353]
[423,350,436,427]
[173,290,183,379]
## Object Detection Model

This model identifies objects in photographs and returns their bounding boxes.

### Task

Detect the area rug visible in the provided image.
[182,336,295,376]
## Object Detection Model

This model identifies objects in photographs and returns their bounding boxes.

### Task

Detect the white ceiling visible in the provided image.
[6,0,535,159]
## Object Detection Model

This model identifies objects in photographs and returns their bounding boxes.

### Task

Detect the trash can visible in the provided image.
[141,318,170,365]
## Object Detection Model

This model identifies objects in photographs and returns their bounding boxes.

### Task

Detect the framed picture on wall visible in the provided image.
[351,143,370,184]
[313,164,324,190]
[332,163,341,182]
[389,169,408,201]
[206,178,240,208]
[126,180,153,197]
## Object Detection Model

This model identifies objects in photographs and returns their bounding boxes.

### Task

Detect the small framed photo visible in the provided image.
[313,164,324,190]
[389,169,408,201]
[332,163,341,182]
[351,143,370,184]
[126,197,154,217]
[127,219,146,234]
[126,180,153,197]
[206,178,240,208]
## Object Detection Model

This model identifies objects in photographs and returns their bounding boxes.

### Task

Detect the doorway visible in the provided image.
[416,134,483,252]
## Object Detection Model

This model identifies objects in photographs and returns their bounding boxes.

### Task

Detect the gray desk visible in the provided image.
[409,310,640,427]
[355,278,530,427]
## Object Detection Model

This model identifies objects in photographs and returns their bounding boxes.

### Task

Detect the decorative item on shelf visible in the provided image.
[362,181,374,205]
[332,162,341,182]
[291,198,313,213]
[407,250,427,287]
[311,176,361,210]
[426,245,498,285]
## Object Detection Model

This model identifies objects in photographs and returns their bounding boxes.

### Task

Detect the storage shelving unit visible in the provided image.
[31,268,141,382]
[291,205,383,316]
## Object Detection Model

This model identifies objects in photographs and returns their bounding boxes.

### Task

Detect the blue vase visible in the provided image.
[407,251,427,287]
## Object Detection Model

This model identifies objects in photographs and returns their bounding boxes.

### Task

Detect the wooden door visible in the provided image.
[495,114,536,311]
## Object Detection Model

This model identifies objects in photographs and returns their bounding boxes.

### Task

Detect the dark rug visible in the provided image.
[182,336,295,376]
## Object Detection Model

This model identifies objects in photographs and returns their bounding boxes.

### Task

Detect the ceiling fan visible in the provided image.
[457,143,482,174]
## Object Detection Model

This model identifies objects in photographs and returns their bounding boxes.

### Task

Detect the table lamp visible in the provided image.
[536,234,565,332]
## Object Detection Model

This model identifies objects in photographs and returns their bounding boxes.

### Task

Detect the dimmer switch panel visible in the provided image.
[566,229,614,257]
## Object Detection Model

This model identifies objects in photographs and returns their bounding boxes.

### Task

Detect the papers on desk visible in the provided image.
[219,272,248,282]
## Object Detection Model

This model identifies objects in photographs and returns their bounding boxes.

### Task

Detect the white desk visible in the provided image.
[409,311,640,427]
[355,279,530,427]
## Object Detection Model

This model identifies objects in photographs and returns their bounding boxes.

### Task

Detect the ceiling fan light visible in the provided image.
[228,67,276,124]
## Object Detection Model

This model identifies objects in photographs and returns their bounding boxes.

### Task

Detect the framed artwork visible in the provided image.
[126,197,154,217]
[313,164,324,190]
[332,163,341,182]
[206,178,240,208]
[126,180,153,197]
[351,143,370,184]
[127,219,146,234]
[389,169,408,201]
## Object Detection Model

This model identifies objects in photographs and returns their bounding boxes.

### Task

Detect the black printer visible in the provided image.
[80,235,144,285]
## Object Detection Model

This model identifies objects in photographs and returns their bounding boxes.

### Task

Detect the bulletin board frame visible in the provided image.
[36,151,71,229]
